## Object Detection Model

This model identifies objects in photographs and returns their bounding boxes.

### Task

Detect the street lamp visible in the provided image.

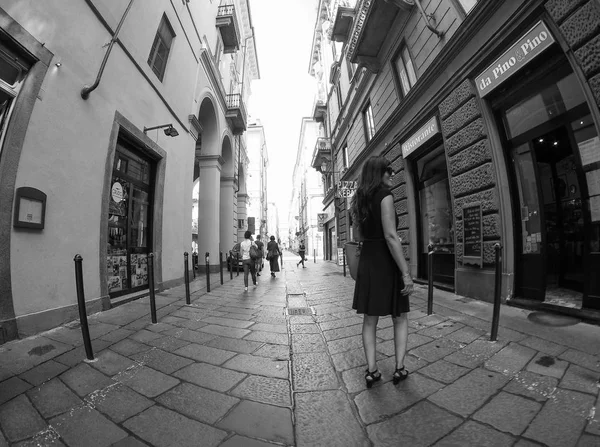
[143,123,179,137]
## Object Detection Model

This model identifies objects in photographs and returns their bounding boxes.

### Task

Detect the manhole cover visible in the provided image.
[286,307,314,316]
[527,311,581,327]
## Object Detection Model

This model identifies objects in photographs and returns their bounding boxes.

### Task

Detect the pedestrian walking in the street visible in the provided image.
[240,230,258,291]
[266,236,281,278]
[297,240,306,268]
[255,235,265,276]
[350,155,414,388]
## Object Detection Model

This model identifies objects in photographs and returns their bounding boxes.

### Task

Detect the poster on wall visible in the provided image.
[578,137,600,167]
[591,196,600,222]
[337,248,344,266]
[462,203,483,267]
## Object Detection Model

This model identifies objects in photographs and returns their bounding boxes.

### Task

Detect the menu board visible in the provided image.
[577,137,600,166]
[463,203,483,267]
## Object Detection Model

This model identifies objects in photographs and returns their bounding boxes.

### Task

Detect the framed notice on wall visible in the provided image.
[463,203,483,267]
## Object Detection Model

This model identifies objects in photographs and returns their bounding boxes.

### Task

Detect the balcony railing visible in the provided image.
[226,93,247,134]
[216,4,240,53]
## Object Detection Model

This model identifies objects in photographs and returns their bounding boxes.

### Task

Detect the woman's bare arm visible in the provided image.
[381,195,414,294]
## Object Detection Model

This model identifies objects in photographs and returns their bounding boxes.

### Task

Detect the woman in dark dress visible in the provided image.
[266,236,281,278]
[351,155,414,388]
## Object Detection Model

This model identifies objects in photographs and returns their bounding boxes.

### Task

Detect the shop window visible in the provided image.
[394,45,417,97]
[107,144,153,297]
[504,73,586,140]
[363,103,375,142]
[336,82,343,112]
[342,144,349,169]
[0,44,28,157]
[148,14,175,81]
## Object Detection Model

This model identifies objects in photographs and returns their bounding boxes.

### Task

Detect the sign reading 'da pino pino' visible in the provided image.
[401,116,440,159]
[476,21,555,98]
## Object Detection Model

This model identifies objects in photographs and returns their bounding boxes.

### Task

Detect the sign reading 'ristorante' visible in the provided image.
[476,21,555,98]
[401,116,440,159]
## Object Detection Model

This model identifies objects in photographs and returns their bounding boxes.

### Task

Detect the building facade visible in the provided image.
[309,0,600,316]
[0,0,259,342]
[289,117,325,257]
[245,119,269,241]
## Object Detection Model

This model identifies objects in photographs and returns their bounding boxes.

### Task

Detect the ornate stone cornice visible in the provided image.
[347,0,372,65]
[188,115,203,141]
[199,48,227,114]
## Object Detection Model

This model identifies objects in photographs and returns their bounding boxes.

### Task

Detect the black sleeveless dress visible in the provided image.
[352,187,410,316]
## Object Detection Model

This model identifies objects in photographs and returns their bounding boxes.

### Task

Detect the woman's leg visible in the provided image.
[250,261,257,285]
[362,315,379,372]
[392,314,409,369]
[243,261,249,287]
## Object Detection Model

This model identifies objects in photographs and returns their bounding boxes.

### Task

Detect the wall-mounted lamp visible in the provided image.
[143,123,179,137]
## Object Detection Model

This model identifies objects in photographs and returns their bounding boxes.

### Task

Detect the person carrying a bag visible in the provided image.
[255,235,265,276]
[266,235,281,278]
[240,230,258,291]
[297,240,306,268]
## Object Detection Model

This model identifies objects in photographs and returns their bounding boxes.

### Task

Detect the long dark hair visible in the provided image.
[351,155,389,234]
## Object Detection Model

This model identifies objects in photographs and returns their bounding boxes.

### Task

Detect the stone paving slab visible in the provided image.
[0,377,32,406]
[130,347,193,374]
[18,361,69,387]
[560,364,600,395]
[114,365,179,398]
[354,374,445,424]
[295,390,369,447]
[124,405,228,447]
[444,339,506,368]
[524,388,596,447]
[174,363,246,392]
[367,401,462,447]
[157,382,239,424]
[27,378,82,419]
[434,420,515,447]
[88,383,153,423]
[292,352,338,391]
[0,394,47,443]
[173,344,236,366]
[230,375,291,407]
[526,352,569,379]
[428,368,511,417]
[199,325,251,339]
[503,370,559,402]
[216,400,294,445]
[223,353,288,379]
[89,349,137,376]
[473,391,541,435]
[0,336,73,375]
[59,363,114,397]
[484,342,537,376]
[419,359,471,384]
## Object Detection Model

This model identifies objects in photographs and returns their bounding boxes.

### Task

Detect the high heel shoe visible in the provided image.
[365,369,381,389]
[393,367,408,384]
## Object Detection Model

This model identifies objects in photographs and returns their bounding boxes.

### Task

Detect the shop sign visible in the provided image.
[463,202,483,267]
[111,182,123,203]
[317,213,327,231]
[337,180,357,198]
[476,21,555,98]
[401,116,440,159]
[337,247,344,266]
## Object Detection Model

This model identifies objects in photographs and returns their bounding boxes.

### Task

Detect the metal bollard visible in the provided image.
[192,253,196,279]
[148,253,157,324]
[314,249,316,263]
[427,244,434,315]
[230,253,233,280]
[343,248,347,277]
[205,252,210,293]
[490,243,503,341]
[184,252,191,305]
[236,253,240,276]
[219,252,224,285]
[73,255,95,361]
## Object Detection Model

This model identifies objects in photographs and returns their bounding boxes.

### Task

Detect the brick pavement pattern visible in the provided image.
[0,253,599,446]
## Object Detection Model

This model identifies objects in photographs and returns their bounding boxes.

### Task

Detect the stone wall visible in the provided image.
[384,144,410,260]
[545,0,600,105]
[438,79,501,266]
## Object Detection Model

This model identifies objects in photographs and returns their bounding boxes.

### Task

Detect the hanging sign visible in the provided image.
[463,202,483,267]
[337,180,357,198]
[476,21,555,98]
[111,182,124,203]
[317,213,327,231]
[401,116,440,159]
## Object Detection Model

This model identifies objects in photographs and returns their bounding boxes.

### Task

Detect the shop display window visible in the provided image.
[107,145,152,296]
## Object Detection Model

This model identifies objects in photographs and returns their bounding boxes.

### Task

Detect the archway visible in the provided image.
[195,96,221,271]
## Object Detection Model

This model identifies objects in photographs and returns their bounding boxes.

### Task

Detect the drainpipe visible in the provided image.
[81,0,135,99]
[235,135,241,193]
[414,0,444,38]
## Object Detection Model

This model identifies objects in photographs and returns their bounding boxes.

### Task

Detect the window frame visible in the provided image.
[147,14,176,82]
[362,102,375,143]
[392,42,418,98]
[342,144,349,169]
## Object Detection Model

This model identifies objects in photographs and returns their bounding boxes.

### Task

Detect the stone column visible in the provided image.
[237,193,248,241]
[197,155,223,272]
[220,177,236,255]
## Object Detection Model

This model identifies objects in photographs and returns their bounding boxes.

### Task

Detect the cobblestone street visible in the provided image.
[1,252,600,446]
